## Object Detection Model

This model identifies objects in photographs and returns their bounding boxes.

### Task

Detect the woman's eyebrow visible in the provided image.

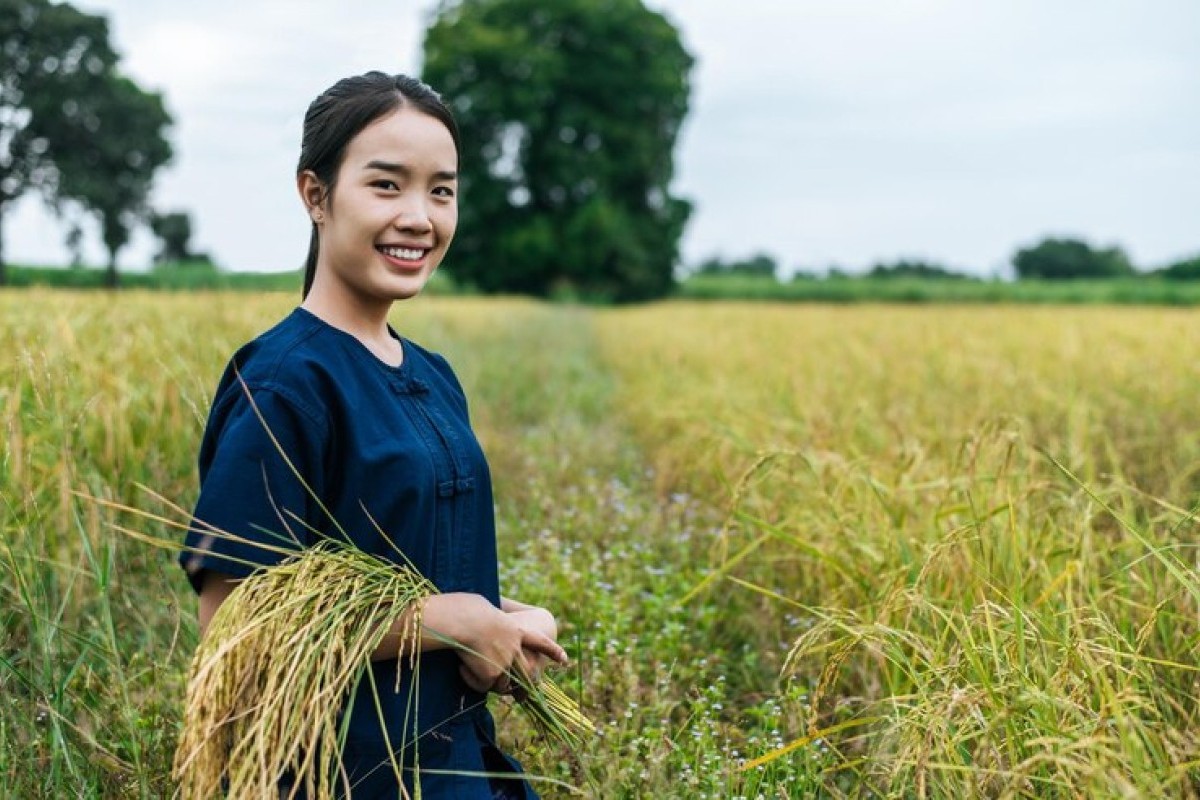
[363,159,457,181]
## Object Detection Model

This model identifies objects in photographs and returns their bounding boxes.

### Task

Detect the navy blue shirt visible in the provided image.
[180,307,535,799]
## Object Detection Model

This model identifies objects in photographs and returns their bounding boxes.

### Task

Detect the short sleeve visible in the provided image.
[179,384,328,593]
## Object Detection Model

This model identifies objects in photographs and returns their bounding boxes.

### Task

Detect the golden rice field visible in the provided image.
[3,290,1199,798]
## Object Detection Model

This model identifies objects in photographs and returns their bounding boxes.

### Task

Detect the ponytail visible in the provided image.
[302,223,319,299]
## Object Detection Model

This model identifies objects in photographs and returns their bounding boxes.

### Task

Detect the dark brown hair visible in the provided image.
[297,72,460,298]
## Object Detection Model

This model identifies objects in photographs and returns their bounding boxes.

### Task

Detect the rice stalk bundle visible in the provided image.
[173,540,433,799]
[172,538,593,799]
[511,668,596,749]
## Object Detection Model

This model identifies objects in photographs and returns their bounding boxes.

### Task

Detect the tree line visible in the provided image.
[697,239,1200,282]
[7,0,1195,297]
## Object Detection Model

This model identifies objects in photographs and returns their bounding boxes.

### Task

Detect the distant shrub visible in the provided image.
[694,253,780,280]
[1156,254,1200,281]
[1012,237,1135,280]
[868,259,974,281]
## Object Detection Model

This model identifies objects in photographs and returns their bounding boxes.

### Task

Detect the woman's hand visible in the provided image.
[420,593,566,694]
[505,606,562,688]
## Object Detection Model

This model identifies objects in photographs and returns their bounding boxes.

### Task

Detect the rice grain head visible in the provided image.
[173,540,593,799]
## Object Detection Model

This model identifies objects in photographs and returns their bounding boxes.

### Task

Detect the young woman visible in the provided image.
[179,71,566,799]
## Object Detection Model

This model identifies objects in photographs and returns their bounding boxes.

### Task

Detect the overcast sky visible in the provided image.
[9,0,1199,276]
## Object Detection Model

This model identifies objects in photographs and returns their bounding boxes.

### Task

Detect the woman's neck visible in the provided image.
[301,284,403,367]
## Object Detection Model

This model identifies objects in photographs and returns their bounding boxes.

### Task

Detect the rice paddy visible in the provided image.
[2,290,1198,797]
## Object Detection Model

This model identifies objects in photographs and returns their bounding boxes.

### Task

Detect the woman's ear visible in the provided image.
[297,171,327,222]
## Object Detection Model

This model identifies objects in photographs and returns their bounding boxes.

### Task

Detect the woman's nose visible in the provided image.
[392,198,432,232]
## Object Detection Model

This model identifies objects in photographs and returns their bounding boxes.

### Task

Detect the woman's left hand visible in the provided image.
[503,605,564,692]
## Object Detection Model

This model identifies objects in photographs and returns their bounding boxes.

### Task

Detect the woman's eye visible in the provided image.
[372,180,399,191]
[432,186,456,198]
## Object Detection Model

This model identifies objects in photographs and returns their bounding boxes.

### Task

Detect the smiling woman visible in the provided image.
[177,72,565,799]
[297,107,459,359]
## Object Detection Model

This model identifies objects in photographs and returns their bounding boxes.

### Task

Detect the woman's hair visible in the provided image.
[297,71,460,298]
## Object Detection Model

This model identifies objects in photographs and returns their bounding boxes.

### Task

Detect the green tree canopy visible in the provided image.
[1,0,172,287]
[422,0,693,301]
[1012,237,1135,281]
[43,74,172,286]
[0,0,117,283]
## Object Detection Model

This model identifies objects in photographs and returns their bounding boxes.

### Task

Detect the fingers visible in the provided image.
[508,607,558,641]
[514,651,551,691]
[461,662,520,696]
[488,671,513,694]
[459,663,493,694]
[491,671,528,701]
[520,629,569,665]
[447,598,568,696]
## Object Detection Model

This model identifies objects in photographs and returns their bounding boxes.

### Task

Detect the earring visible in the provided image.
[311,210,323,223]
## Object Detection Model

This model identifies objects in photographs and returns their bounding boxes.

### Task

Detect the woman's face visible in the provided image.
[304,107,458,306]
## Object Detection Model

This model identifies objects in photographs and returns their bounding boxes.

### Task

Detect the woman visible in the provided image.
[180,71,566,799]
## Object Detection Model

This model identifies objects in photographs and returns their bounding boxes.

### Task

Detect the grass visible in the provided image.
[1,263,459,293]
[3,262,302,291]
[10,262,1200,305]
[679,273,1200,305]
[596,302,1200,796]
[3,291,1199,797]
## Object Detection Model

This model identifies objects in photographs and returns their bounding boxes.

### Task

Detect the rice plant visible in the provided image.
[7,291,1200,797]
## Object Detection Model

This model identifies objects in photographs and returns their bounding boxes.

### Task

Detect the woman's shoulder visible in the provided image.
[211,309,348,425]
[234,308,332,375]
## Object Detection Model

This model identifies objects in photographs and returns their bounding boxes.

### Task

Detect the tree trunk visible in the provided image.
[105,251,119,289]
[102,215,125,289]
[0,203,7,287]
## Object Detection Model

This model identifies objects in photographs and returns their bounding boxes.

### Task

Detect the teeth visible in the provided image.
[380,246,424,260]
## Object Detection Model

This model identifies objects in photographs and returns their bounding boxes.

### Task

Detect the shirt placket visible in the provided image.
[392,375,474,590]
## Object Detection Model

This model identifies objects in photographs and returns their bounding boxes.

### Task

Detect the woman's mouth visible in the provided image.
[377,245,428,262]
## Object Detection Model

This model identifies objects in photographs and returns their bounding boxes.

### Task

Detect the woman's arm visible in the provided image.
[373,592,567,692]
[198,571,239,637]
[199,572,566,692]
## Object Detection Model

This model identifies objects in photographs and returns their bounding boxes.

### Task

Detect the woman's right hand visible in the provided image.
[420,593,567,694]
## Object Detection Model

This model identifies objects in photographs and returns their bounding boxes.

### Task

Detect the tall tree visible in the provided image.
[0,0,117,284]
[423,0,693,301]
[43,73,172,286]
